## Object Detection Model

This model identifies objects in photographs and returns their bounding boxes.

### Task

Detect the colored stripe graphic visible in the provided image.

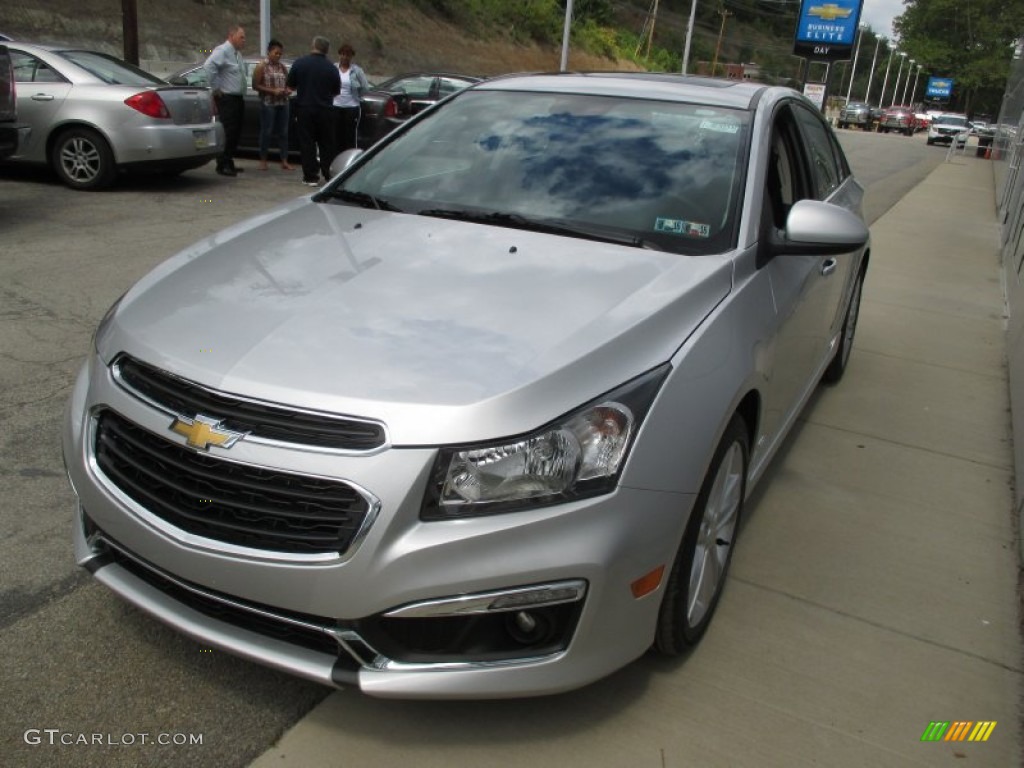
[969,722,997,742]
[920,721,996,742]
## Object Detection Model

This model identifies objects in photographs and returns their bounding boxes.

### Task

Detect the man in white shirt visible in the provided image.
[204,25,247,176]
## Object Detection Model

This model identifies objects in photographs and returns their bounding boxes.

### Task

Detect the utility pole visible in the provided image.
[711,8,731,77]
[681,0,698,74]
[646,0,659,60]
[121,0,139,65]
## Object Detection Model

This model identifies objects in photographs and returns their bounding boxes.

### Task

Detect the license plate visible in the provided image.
[194,130,213,149]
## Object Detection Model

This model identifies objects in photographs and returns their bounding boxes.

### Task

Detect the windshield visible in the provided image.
[327,89,750,255]
[937,115,968,127]
[59,50,165,85]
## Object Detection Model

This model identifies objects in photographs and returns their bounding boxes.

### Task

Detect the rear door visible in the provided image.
[9,49,71,161]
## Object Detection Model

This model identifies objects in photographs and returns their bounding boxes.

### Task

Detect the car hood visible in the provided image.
[101,198,732,444]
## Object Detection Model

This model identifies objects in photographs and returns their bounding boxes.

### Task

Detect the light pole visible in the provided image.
[681,0,697,74]
[864,36,883,103]
[878,43,896,108]
[910,64,923,105]
[901,59,915,104]
[559,0,574,71]
[845,24,866,104]
[891,51,907,106]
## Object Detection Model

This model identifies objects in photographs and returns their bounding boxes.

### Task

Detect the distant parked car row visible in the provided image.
[0,39,480,190]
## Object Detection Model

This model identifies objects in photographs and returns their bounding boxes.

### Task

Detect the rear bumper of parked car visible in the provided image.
[63,354,691,699]
[110,121,224,166]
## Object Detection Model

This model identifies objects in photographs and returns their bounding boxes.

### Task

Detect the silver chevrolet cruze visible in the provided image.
[64,73,869,698]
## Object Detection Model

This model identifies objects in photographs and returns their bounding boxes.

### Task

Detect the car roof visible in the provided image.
[478,72,769,111]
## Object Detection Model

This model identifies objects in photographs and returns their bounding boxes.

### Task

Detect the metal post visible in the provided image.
[863,36,882,103]
[682,0,698,74]
[878,44,895,109]
[260,0,270,61]
[560,0,574,71]
[901,59,915,105]
[891,52,907,106]
[910,65,922,105]
[845,25,865,104]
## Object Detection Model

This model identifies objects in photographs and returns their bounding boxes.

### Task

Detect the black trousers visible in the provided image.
[215,94,244,169]
[296,105,336,182]
[334,106,361,153]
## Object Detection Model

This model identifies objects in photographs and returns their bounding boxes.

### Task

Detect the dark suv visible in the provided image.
[837,101,874,130]
[0,44,19,158]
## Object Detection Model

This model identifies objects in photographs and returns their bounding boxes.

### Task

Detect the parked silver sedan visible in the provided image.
[3,42,222,189]
[64,73,869,698]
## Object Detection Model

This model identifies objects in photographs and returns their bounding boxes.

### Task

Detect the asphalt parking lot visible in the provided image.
[2,132,1018,767]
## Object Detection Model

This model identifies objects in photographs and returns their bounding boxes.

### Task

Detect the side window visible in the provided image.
[792,104,841,199]
[10,52,63,84]
[765,106,810,229]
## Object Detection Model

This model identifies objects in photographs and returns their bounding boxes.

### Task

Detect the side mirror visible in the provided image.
[328,148,364,178]
[769,199,869,257]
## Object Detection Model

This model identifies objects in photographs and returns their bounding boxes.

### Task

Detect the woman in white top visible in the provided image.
[332,43,371,153]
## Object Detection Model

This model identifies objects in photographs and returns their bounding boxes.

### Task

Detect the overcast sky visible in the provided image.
[859,0,905,40]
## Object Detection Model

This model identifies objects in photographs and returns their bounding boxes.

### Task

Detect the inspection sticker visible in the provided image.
[655,218,711,238]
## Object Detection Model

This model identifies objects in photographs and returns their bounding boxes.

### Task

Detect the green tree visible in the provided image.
[894,0,1024,114]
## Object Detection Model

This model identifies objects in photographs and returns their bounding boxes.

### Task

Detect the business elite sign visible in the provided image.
[926,77,954,99]
[793,0,863,61]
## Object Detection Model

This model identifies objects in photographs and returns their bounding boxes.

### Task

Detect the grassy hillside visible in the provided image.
[1,0,804,83]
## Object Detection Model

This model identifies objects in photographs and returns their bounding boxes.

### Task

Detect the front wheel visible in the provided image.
[51,127,116,190]
[655,415,748,654]
[823,268,865,384]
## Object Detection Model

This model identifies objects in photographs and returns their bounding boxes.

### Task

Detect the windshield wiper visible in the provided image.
[320,188,402,212]
[417,209,659,249]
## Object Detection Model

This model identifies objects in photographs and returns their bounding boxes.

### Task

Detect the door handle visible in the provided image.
[821,258,837,276]
[31,93,55,101]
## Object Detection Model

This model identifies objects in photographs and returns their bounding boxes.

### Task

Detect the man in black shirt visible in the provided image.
[286,36,342,186]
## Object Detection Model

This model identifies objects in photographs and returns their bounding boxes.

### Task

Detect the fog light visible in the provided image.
[506,610,551,645]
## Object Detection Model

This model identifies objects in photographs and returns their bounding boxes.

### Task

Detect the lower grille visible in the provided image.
[94,409,373,556]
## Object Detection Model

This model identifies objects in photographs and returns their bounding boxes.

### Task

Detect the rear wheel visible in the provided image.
[655,415,748,654]
[51,127,116,190]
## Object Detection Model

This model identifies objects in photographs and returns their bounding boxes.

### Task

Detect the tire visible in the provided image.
[823,268,865,384]
[926,137,934,145]
[655,414,748,655]
[51,127,116,190]
[905,128,913,136]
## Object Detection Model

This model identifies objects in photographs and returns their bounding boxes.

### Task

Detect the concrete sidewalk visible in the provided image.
[249,156,1020,767]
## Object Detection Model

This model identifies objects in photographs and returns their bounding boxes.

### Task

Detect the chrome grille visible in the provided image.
[113,355,386,451]
[94,409,372,556]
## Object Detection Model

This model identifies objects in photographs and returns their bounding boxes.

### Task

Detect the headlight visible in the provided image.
[421,365,670,520]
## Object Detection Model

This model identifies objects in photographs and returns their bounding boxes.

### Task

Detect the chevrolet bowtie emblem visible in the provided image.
[170,414,247,450]
[809,3,853,21]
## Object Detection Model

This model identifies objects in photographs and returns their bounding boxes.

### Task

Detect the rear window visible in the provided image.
[58,50,164,86]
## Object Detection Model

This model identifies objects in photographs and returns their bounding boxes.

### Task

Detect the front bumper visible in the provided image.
[64,355,692,698]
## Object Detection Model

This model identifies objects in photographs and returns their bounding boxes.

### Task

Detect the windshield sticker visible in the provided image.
[655,218,711,238]
[700,120,740,134]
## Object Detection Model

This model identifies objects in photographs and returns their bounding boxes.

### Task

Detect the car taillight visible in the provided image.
[383,97,398,118]
[124,91,171,119]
